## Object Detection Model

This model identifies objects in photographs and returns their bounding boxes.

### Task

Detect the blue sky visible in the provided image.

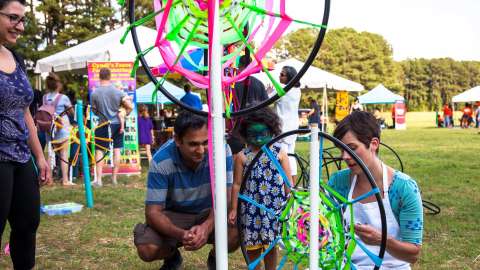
[287,0,480,61]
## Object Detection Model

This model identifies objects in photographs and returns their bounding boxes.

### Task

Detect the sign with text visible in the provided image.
[87,62,141,175]
[394,101,406,130]
[335,91,349,122]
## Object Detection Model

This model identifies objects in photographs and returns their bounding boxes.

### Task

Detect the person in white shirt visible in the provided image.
[268,66,301,183]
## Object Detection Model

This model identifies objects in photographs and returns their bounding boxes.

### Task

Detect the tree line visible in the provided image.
[275,28,480,111]
[13,2,480,111]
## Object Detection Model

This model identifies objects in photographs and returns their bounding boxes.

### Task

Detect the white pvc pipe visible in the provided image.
[210,1,228,269]
[309,124,320,270]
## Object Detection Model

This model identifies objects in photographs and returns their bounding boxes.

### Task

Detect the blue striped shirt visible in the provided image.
[146,139,233,214]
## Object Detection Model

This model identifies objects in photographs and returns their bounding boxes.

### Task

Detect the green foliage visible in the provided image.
[13,5,480,110]
[275,28,480,111]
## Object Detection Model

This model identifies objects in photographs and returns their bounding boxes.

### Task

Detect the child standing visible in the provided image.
[137,105,154,162]
[117,96,133,134]
[228,107,292,270]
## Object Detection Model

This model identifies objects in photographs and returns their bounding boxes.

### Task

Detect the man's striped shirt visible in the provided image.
[146,139,233,214]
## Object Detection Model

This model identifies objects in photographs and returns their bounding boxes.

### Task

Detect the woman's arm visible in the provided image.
[228,152,245,225]
[355,176,423,264]
[24,108,51,184]
[278,149,293,194]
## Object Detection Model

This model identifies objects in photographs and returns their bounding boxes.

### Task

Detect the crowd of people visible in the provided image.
[439,102,480,129]
[0,1,424,269]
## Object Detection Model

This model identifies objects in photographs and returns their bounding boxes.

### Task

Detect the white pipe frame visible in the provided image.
[309,124,320,269]
[210,0,229,269]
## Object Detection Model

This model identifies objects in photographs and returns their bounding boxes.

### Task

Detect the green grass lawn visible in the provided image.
[1,112,479,269]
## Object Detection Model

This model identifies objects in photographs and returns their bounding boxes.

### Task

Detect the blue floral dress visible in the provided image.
[239,143,288,250]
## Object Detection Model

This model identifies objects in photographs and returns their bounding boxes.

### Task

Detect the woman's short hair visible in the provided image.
[282,66,301,88]
[333,111,380,150]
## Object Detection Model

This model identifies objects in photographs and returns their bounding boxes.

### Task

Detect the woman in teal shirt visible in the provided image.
[328,111,423,269]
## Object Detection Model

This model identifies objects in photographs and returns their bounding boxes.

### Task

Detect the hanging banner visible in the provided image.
[87,62,141,175]
[335,91,349,122]
[394,101,406,130]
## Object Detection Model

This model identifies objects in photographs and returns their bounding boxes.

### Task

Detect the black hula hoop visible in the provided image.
[238,129,387,270]
[51,104,117,166]
[128,0,331,117]
[379,142,441,215]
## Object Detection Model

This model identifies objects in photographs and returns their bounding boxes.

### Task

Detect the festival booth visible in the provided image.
[253,58,364,125]
[34,26,166,178]
[136,81,203,146]
[358,84,406,129]
[136,81,201,104]
[451,86,480,126]
[35,26,163,74]
[452,86,480,103]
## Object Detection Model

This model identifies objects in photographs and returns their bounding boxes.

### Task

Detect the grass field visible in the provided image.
[1,112,479,270]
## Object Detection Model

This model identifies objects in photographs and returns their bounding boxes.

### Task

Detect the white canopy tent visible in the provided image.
[452,86,480,103]
[35,26,163,74]
[358,84,404,104]
[253,58,364,92]
[136,81,201,104]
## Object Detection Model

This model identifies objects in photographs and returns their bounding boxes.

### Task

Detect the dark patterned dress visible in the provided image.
[239,143,288,250]
[0,63,33,163]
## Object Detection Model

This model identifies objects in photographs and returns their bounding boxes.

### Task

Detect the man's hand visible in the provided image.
[36,157,52,185]
[183,224,210,251]
[355,224,382,246]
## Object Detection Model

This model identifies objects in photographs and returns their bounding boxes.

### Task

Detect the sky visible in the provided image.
[287,0,480,61]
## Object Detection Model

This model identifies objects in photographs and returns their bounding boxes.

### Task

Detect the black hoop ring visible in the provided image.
[128,0,331,117]
[238,129,387,270]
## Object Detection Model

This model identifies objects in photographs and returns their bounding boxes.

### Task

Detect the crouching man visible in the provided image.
[133,111,239,270]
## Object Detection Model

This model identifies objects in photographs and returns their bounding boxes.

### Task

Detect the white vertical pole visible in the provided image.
[323,85,328,132]
[309,124,320,270]
[210,0,228,269]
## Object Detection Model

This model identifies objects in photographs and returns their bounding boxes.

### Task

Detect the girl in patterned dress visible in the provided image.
[229,107,293,270]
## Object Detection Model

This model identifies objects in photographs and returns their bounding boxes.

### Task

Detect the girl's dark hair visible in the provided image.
[0,0,26,9]
[333,111,380,150]
[282,66,300,88]
[237,106,282,141]
[174,111,207,139]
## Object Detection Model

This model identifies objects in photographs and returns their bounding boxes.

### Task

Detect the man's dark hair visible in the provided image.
[174,111,207,139]
[282,66,300,88]
[238,55,251,69]
[333,111,381,151]
[0,0,26,9]
[237,106,282,141]
[99,68,111,81]
[184,84,191,92]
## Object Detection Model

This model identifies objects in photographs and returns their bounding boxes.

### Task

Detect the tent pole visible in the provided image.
[323,84,328,132]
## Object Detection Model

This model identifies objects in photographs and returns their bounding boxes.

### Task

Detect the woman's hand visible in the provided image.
[354,224,382,245]
[36,157,52,185]
[228,209,237,225]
